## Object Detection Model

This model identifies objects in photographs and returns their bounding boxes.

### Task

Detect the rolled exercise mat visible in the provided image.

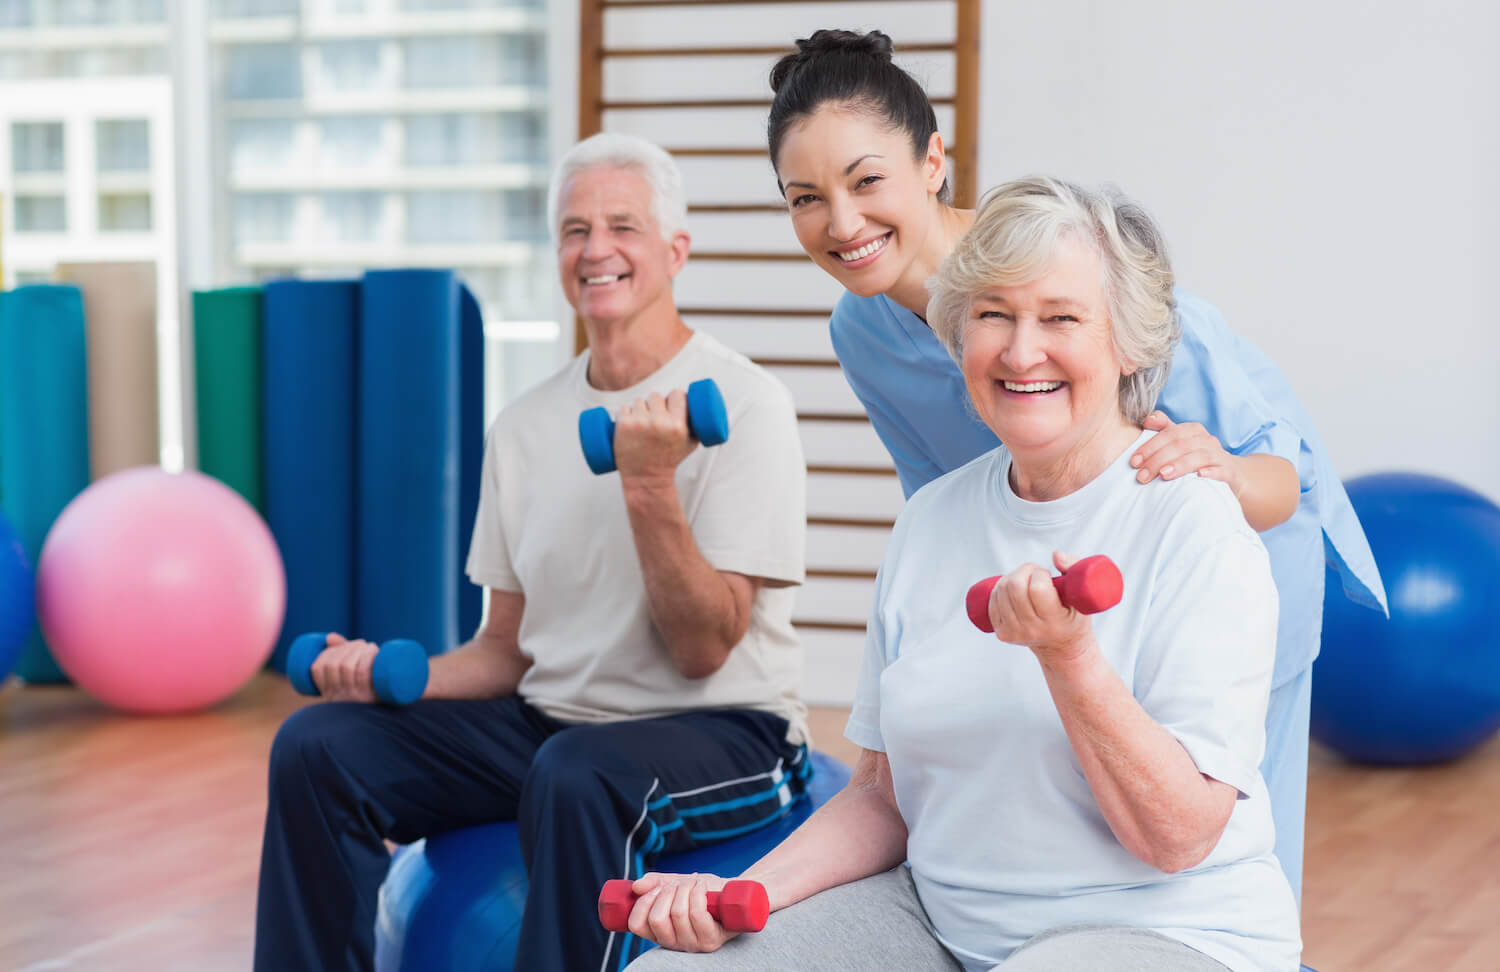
[263,279,359,672]
[0,285,90,682]
[194,286,265,511]
[457,285,484,641]
[55,262,159,478]
[358,269,461,656]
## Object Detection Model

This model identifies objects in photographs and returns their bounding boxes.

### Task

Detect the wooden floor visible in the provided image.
[3,673,1498,971]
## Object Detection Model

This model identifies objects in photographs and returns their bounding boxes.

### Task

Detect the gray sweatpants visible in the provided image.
[626,867,1230,971]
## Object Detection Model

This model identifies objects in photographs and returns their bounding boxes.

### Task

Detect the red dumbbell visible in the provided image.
[966,554,1124,632]
[597,878,770,933]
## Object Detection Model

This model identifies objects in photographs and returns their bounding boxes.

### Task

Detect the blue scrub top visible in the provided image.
[829,288,1387,688]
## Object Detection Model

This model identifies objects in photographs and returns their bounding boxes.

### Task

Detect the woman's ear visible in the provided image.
[925,131,947,194]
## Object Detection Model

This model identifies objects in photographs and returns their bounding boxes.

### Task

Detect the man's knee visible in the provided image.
[520,728,615,814]
[267,702,373,796]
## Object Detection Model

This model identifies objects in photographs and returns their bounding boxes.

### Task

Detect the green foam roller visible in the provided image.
[194,286,265,511]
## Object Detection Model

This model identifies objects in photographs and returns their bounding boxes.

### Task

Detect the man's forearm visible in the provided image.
[424,630,532,700]
[621,474,746,678]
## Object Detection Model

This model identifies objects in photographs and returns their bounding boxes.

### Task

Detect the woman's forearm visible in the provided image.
[1231,453,1300,531]
[1038,643,1236,873]
[741,751,909,911]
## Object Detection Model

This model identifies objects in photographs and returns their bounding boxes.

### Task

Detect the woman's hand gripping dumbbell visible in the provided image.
[598,877,770,934]
[287,632,429,705]
[578,378,730,475]
[966,554,1124,632]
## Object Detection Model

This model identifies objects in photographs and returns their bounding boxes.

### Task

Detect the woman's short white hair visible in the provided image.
[927,177,1181,425]
[547,133,687,241]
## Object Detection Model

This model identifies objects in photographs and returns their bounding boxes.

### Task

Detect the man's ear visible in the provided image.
[925,131,947,194]
[667,229,691,277]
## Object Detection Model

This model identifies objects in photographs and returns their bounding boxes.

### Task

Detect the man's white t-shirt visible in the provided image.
[847,431,1302,971]
[467,331,808,743]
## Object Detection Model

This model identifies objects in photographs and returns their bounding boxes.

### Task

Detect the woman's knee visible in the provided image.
[1000,926,1226,971]
[629,869,960,970]
[626,945,706,969]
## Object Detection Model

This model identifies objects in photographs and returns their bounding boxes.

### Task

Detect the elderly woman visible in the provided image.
[623,179,1302,971]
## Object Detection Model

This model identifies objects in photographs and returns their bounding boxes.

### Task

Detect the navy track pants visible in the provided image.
[254,695,807,972]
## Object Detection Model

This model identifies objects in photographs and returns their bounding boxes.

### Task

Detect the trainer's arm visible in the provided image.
[424,588,531,699]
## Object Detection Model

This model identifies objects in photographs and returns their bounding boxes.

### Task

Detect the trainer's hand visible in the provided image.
[310,633,380,703]
[613,390,696,482]
[627,872,738,953]
[1133,412,1242,495]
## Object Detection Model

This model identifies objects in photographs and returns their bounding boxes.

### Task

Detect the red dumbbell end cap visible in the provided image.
[716,881,770,932]
[598,879,635,932]
[1065,556,1124,614]
[966,576,1001,633]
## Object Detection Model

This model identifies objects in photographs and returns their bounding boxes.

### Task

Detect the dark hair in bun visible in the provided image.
[768,29,950,204]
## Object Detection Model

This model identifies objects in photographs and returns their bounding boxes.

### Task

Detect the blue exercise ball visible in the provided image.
[0,510,35,681]
[376,750,852,971]
[1314,472,1500,764]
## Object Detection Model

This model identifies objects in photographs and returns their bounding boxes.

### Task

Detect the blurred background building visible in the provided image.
[0,0,566,468]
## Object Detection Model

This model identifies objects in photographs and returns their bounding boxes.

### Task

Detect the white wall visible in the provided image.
[980,0,1500,501]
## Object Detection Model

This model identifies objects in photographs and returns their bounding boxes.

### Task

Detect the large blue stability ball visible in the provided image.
[1315,472,1500,764]
[376,751,852,971]
[0,510,35,681]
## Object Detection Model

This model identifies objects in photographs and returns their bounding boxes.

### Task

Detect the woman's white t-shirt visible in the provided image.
[846,431,1301,971]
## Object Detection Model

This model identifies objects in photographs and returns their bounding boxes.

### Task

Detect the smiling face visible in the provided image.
[774,105,946,299]
[960,234,1136,466]
[555,165,689,328]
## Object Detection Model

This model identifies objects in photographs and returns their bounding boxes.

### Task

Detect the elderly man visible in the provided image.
[253,133,809,972]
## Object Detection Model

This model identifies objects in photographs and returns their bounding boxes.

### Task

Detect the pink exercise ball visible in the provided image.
[37,467,286,714]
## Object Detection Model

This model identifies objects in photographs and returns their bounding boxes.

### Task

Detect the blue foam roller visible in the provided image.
[457,286,484,641]
[263,279,360,672]
[376,751,850,971]
[358,269,461,655]
[0,509,35,680]
[0,285,90,683]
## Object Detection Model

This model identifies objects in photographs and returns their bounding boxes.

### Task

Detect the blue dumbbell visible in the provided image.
[578,378,730,475]
[286,632,429,706]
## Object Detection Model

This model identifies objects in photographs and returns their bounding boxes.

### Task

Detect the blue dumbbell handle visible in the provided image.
[287,632,429,706]
[579,378,729,475]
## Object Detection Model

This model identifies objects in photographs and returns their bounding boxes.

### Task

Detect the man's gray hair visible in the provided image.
[547,133,688,241]
[927,177,1180,425]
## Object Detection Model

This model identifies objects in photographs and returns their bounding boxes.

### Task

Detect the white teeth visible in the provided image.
[585,275,621,285]
[1003,380,1063,393]
[836,235,889,263]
